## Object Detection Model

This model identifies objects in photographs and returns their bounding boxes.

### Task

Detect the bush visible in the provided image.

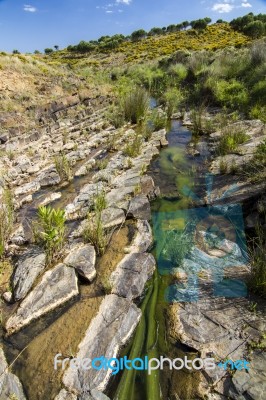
[250,105,266,123]
[123,134,142,157]
[123,88,149,124]
[215,79,249,110]
[217,126,249,155]
[34,206,66,264]
[164,87,183,118]
[150,109,167,130]
[251,80,266,105]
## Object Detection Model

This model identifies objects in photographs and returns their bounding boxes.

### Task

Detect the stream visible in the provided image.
[4,119,211,400]
[111,120,211,400]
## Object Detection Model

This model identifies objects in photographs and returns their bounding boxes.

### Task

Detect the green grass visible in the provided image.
[83,191,108,256]
[217,127,249,155]
[123,134,142,158]
[0,188,15,259]
[249,222,266,298]
[54,152,73,182]
[243,138,266,182]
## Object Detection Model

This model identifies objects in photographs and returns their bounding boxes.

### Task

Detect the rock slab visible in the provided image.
[110,252,156,300]
[12,246,46,301]
[6,263,78,335]
[63,294,141,394]
[64,244,96,282]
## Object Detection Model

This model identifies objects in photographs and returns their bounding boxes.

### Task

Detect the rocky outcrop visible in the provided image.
[6,263,79,335]
[12,245,46,301]
[64,243,96,282]
[0,347,26,399]
[62,294,141,394]
[110,252,156,300]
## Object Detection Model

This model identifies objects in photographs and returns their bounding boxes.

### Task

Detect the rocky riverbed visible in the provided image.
[0,99,265,400]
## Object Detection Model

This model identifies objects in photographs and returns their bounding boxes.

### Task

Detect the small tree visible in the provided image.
[244,20,265,39]
[44,48,54,54]
[34,50,41,54]
[12,49,20,54]
[54,45,59,51]
[131,29,147,41]
[182,21,190,29]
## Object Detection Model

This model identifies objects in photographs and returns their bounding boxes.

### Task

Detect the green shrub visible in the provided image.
[123,88,149,124]
[150,109,167,130]
[250,105,266,123]
[251,80,266,105]
[217,127,249,155]
[215,79,249,109]
[34,206,66,264]
[123,134,142,157]
[164,87,184,118]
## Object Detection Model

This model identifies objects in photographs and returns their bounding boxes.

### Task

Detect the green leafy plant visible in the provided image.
[34,206,66,264]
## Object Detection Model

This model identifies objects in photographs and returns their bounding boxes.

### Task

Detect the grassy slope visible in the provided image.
[51,23,249,67]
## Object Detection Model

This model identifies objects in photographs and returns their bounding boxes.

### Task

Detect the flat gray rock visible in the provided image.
[64,244,96,282]
[128,195,151,220]
[101,207,125,229]
[231,351,266,400]
[38,166,61,187]
[12,246,46,301]
[124,220,153,253]
[0,347,26,399]
[110,252,156,300]
[6,263,78,335]
[63,294,141,393]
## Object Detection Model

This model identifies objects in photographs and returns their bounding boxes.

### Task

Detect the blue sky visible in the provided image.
[0,0,265,52]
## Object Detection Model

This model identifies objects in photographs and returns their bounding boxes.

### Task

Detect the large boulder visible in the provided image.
[63,294,141,394]
[6,263,78,335]
[64,243,96,282]
[128,195,151,220]
[0,347,26,399]
[110,252,156,300]
[12,246,46,301]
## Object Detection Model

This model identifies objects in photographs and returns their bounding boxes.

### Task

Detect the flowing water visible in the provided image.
[111,120,211,400]
[3,119,210,400]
